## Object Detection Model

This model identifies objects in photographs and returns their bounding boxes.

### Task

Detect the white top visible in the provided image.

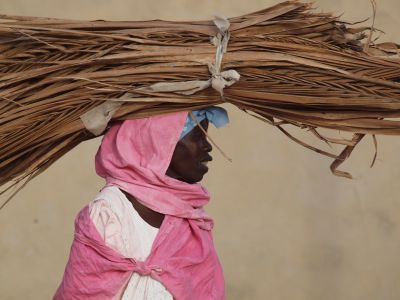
[89,186,173,300]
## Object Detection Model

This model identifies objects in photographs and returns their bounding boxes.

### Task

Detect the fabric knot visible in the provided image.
[208,67,240,97]
[121,16,240,98]
[179,106,229,139]
[197,219,214,231]
[208,16,240,97]
[134,261,163,276]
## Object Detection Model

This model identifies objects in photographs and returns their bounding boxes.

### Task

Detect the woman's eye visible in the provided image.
[193,129,203,136]
[197,132,206,139]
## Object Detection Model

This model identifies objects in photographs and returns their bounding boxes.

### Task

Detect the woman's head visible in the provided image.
[166,119,212,184]
[165,107,229,184]
[95,107,228,186]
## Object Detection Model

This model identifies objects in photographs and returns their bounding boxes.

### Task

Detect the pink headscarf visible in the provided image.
[96,111,213,224]
[55,111,225,300]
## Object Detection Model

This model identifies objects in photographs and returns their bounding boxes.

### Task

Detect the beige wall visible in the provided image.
[1,1,400,299]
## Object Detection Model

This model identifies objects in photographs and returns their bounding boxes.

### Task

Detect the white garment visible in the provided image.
[89,186,173,300]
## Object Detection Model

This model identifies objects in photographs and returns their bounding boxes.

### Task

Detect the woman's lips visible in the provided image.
[201,154,213,163]
[200,161,209,167]
[199,155,212,171]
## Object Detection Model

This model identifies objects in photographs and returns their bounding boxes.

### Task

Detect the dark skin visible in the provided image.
[123,119,213,228]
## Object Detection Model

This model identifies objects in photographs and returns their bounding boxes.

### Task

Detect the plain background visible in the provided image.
[1,0,400,299]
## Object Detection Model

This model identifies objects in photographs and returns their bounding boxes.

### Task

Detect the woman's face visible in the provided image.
[166,119,213,184]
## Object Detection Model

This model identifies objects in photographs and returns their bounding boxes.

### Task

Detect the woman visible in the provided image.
[54,106,229,300]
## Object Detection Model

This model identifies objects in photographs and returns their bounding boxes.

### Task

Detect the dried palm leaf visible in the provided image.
[1,0,400,207]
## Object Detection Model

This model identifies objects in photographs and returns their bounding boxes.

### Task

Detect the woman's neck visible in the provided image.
[121,190,165,229]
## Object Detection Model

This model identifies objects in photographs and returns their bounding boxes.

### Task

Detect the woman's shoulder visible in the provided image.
[88,185,159,259]
[92,185,123,204]
[89,185,130,218]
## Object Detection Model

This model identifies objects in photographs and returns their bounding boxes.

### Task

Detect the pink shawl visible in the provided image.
[54,111,225,300]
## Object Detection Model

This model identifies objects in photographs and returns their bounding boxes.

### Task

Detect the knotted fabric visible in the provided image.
[54,111,225,300]
[180,106,229,139]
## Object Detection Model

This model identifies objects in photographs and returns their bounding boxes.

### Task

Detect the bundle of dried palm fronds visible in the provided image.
[1,0,400,204]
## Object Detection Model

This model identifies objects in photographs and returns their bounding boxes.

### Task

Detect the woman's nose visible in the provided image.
[204,138,212,152]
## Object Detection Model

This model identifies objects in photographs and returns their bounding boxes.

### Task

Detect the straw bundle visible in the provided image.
[1,0,400,203]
